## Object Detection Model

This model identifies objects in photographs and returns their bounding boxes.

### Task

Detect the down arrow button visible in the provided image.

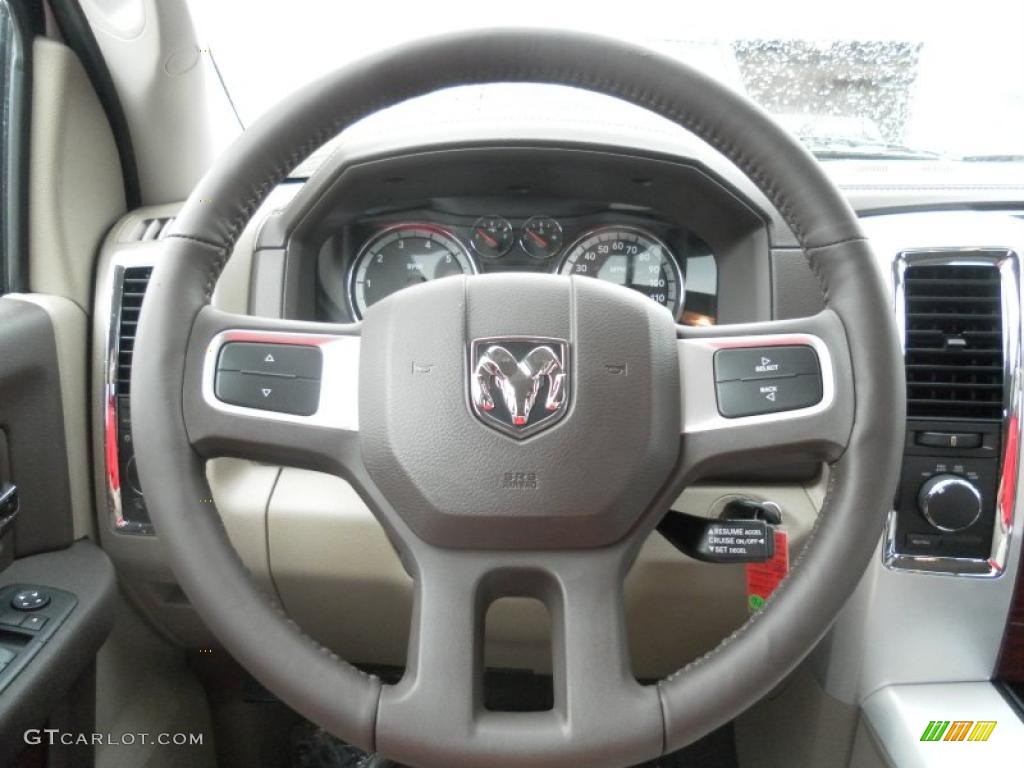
[214,371,321,416]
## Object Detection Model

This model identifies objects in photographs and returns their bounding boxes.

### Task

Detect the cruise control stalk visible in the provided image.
[657,502,779,563]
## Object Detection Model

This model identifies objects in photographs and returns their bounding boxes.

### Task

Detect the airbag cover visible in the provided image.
[359,273,679,549]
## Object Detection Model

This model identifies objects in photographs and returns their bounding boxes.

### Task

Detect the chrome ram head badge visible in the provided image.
[469,338,570,438]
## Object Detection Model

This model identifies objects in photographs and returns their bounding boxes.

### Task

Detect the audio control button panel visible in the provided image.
[214,342,323,416]
[713,345,823,417]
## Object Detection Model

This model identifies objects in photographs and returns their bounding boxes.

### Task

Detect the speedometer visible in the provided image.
[349,224,475,318]
[558,227,684,317]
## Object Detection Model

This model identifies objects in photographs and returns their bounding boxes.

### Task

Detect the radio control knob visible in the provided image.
[917,474,982,533]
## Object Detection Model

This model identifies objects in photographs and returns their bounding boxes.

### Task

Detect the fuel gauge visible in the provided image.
[470,215,514,259]
[520,216,563,260]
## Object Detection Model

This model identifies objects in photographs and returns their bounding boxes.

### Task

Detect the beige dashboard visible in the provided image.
[82,110,1024,766]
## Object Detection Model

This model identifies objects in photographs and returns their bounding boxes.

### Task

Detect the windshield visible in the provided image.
[186,0,1024,162]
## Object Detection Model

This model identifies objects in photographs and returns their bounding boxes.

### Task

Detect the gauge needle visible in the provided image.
[477,229,499,248]
[526,229,547,247]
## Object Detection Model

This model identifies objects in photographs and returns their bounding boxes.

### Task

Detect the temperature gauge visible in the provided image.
[470,215,514,259]
[520,216,563,260]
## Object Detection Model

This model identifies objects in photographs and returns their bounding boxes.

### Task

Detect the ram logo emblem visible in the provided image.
[470,338,569,438]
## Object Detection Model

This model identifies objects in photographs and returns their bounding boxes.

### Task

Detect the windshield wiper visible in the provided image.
[799,136,944,161]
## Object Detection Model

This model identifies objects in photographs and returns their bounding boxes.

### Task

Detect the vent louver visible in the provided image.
[903,261,1004,420]
[116,266,153,395]
[131,217,174,242]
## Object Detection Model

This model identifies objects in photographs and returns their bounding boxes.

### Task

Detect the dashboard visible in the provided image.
[92,126,1024,758]
[317,204,718,325]
[251,144,770,330]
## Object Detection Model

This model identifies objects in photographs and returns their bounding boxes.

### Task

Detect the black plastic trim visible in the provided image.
[264,142,770,328]
[995,681,1024,722]
[0,0,37,295]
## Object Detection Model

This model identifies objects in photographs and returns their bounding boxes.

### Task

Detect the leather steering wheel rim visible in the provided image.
[131,28,904,767]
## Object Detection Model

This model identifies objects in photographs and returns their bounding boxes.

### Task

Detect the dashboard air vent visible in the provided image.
[116,266,153,394]
[903,262,1004,420]
[131,217,174,242]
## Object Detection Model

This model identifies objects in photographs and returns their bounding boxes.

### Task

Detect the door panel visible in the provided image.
[0,298,74,556]
[0,2,118,763]
[0,297,116,764]
[9,294,95,542]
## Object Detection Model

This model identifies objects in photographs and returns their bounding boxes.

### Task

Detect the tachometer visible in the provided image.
[558,227,684,317]
[349,225,475,318]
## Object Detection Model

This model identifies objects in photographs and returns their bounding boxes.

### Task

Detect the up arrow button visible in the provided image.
[216,342,323,379]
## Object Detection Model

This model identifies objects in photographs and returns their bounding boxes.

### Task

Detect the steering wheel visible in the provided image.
[132,29,904,768]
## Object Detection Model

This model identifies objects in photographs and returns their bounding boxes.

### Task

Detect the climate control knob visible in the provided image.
[917,474,982,533]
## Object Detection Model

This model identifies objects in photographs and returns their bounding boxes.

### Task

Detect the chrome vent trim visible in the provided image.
[104,255,156,535]
[887,248,1020,577]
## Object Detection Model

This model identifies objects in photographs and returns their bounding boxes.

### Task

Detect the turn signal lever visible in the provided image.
[657,498,781,563]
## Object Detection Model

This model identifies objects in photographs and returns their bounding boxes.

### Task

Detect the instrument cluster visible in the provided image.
[323,208,719,327]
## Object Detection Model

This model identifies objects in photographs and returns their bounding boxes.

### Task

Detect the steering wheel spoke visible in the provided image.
[182,306,361,475]
[677,309,855,480]
[377,547,663,768]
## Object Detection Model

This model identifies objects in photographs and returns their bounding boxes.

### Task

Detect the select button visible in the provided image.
[716,374,823,418]
[714,345,820,382]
